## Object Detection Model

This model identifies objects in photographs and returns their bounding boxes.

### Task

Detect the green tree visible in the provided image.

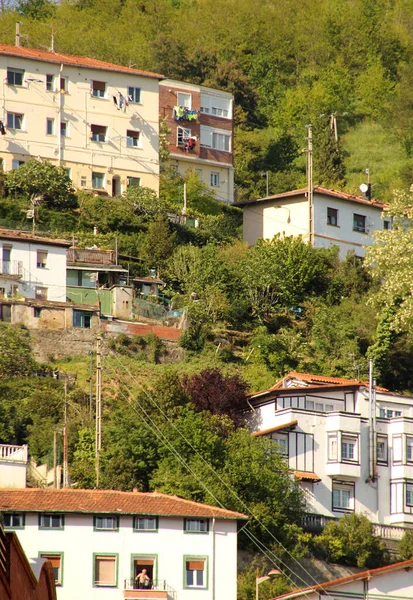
[399,528,413,560]
[314,514,389,568]
[70,428,96,488]
[0,324,35,378]
[314,124,346,187]
[5,160,77,209]
[140,215,177,274]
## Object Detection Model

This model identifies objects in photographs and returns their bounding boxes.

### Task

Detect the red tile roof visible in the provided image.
[0,488,247,520]
[270,372,388,392]
[272,559,413,600]
[252,420,298,437]
[0,229,70,247]
[0,44,163,79]
[234,186,386,209]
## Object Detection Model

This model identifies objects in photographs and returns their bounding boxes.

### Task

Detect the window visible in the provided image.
[46,118,55,135]
[379,408,385,418]
[91,125,107,142]
[384,219,391,230]
[177,126,191,147]
[353,214,366,233]
[407,437,413,462]
[92,80,106,98]
[184,519,209,533]
[73,310,92,328]
[377,435,387,463]
[212,106,228,117]
[7,68,24,86]
[60,77,68,92]
[332,483,354,511]
[37,250,48,269]
[128,86,141,104]
[270,432,288,456]
[328,435,338,461]
[200,94,231,118]
[92,172,104,189]
[177,92,191,109]
[94,555,117,587]
[4,513,24,528]
[387,410,393,418]
[327,207,338,226]
[185,558,206,588]
[341,436,356,461]
[40,553,62,585]
[46,74,54,91]
[210,172,220,187]
[195,169,204,182]
[35,286,48,301]
[395,411,402,417]
[34,307,42,318]
[134,517,158,531]
[81,176,87,187]
[12,160,24,169]
[39,513,64,529]
[212,132,230,152]
[7,112,23,130]
[94,516,119,531]
[64,168,71,180]
[407,484,413,507]
[126,130,140,148]
[61,121,68,137]
[127,177,141,188]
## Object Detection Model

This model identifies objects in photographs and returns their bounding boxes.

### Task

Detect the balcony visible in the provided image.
[0,444,28,464]
[0,260,23,280]
[124,579,176,600]
[67,248,116,265]
[325,461,360,479]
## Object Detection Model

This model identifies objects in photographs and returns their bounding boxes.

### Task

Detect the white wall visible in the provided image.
[11,513,238,600]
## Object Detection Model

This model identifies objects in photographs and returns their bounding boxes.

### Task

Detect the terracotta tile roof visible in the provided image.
[293,471,321,482]
[234,186,387,209]
[272,559,413,600]
[0,229,70,247]
[270,372,388,393]
[0,44,164,79]
[0,488,247,520]
[252,420,298,437]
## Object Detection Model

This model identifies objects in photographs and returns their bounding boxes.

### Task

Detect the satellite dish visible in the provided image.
[359,183,369,193]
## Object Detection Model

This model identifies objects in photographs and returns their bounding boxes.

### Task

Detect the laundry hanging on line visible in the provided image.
[0,121,6,135]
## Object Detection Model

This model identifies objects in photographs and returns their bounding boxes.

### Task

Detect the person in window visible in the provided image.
[135,569,151,589]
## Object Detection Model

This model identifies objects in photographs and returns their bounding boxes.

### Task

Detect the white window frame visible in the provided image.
[37,250,48,269]
[39,513,64,529]
[200,94,232,118]
[4,513,24,528]
[46,118,55,136]
[210,172,220,187]
[46,74,54,91]
[353,213,366,233]
[341,435,357,462]
[126,130,140,148]
[328,435,338,461]
[40,553,63,586]
[332,483,354,511]
[407,484,413,507]
[212,131,230,152]
[92,80,106,98]
[327,207,338,226]
[60,77,68,93]
[184,519,208,533]
[185,558,206,589]
[128,86,141,104]
[177,126,191,147]
[407,437,413,462]
[94,554,117,587]
[7,68,24,86]
[94,515,118,530]
[91,125,107,143]
[270,432,288,456]
[134,517,158,531]
[376,435,387,463]
[61,121,68,137]
[92,172,105,189]
[177,92,191,109]
[7,112,24,130]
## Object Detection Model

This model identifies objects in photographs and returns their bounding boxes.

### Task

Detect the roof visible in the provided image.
[234,186,387,210]
[133,276,165,285]
[270,372,388,393]
[272,559,413,600]
[0,488,247,520]
[293,471,321,482]
[252,420,298,437]
[0,44,163,79]
[0,229,70,247]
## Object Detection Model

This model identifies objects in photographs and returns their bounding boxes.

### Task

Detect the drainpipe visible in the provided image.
[373,377,377,482]
[368,358,373,481]
[58,64,63,166]
[212,517,215,600]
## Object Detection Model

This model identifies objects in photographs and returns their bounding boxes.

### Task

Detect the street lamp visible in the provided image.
[256,567,281,600]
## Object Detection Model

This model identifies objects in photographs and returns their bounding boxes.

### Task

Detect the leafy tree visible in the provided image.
[183,368,248,426]
[140,215,177,274]
[399,528,413,560]
[70,427,96,488]
[5,160,77,209]
[314,124,346,187]
[0,325,35,378]
[314,514,389,568]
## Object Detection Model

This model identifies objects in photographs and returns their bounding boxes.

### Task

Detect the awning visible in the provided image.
[252,420,298,437]
[293,471,321,482]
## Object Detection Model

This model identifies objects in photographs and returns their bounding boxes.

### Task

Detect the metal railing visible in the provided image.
[0,260,23,277]
[67,248,116,265]
[124,579,175,595]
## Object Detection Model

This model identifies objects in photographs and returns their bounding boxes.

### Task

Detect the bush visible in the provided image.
[399,529,413,560]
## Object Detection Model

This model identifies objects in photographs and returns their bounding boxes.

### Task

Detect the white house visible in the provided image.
[236,187,389,258]
[0,444,27,488]
[273,560,413,600]
[248,371,413,534]
[0,229,69,304]
[0,487,246,600]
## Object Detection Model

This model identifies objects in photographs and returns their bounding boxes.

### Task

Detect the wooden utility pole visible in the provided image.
[95,336,102,488]
[307,125,314,246]
[53,431,57,488]
[63,377,69,488]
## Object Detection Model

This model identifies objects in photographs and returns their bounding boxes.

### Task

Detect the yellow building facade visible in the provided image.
[0,45,163,195]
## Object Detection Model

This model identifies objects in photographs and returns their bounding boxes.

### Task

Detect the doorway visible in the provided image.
[112,175,121,196]
[133,557,155,589]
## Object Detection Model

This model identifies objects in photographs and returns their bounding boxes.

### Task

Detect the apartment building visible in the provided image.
[236,186,389,257]
[160,80,234,203]
[0,487,246,600]
[249,371,413,529]
[0,44,162,195]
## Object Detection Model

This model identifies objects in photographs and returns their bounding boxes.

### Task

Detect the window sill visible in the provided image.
[91,96,108,100]
[327,223,340,228]
[353,228,366,234]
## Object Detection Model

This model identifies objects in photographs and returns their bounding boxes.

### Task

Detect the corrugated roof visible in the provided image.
[0,229,70,247]
[252,421,298,437]
[234,186,386,209]
[0,488,247,520]
[272,559,413,600]
[0,44,163,79]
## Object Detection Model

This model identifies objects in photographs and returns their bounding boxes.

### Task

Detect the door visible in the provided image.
[133,558,155,589]
[2,245,11,274]
[112,176,121,196]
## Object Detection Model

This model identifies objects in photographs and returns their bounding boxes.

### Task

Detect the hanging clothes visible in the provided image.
[0,121,5,135]
[113,96,118,107]
[174,105,185,120]
[118,93,124,110]
[188,137,196,150]
[187,110,198,121]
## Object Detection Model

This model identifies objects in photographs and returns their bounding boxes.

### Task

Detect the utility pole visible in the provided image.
[95,336,102,488]
[53,430,57,488]
[15,22,20,47]
[63,377,69,488]
[182,183,187,216]
[306,125,314,246]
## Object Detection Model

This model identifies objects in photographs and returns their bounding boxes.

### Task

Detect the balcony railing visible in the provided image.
[124,579,172,591]
[303,513,408,540]
[0,260,23,277]
[67,248,116,265]
[0,444,28,463]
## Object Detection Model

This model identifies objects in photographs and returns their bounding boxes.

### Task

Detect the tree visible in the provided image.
[5,160,77,209]
[70,428,96,488]
[399,528,413,560]
[314,514,389,568]
[183,368,248,426]
[314,124,346,187]
[140,215,177,274]
[0,324,35,378]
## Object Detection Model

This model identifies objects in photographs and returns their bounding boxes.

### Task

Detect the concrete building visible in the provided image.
[0,44,163,195]
[248,371,413,534]
[0,229,69,303]
[0,444,28,488]
[160,80,234,203]
[273,560,413,600]
[0,487,246,600]
[236,187,389,258]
